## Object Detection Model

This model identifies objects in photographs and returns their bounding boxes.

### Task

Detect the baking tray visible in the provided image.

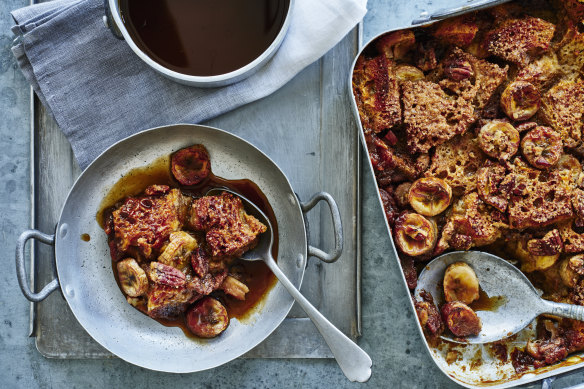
[27,9,362,359]
[349,0,584,387]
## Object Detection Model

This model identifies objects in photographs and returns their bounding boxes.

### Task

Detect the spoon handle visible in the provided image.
[263,256,372,382]
[543,300,584,321]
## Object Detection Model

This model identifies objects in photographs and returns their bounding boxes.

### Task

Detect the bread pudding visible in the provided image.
[353,0,584,373]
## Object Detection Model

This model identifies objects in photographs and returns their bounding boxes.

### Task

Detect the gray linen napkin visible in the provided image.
[11,0,367,169]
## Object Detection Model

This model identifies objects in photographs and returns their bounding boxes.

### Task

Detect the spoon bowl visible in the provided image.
[415,251,584,344]
[206,188,372,382]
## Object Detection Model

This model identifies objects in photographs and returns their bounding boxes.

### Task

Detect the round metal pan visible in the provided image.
[15,124,342,373]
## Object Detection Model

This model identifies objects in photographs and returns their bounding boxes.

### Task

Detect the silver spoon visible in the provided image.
[207,188,372,382]
[415,251,584,344]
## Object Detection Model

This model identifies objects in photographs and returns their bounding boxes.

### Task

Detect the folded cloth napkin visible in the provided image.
[11,0,367,169]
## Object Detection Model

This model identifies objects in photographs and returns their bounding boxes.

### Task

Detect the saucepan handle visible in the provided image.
[411,0,512,25]
[16,229,59,302]
[300,192,343,263]
[102,0,124,40]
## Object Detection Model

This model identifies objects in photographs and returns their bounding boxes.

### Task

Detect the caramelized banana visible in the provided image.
[408,177,452,216]
[478,121,520,161]
[186,297,229,338]
[394,65,425,82]
[117,258,149,297]
[500,81,541,121]
[394,212,437,256]
[521,126,562,169]
[171,144,211,186]
[559,255,584,288]
[511,235,560,273]
[158,231,198,272]
[441,301,482,337]
[443,262,480,304]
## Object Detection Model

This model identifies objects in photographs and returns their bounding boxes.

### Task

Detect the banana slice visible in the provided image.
[394,212,438,256]
[443,262,479,304]
[500,81,540,121]
[408,177,452,216]
[510,238,560,273]
[117,258,149,297]
[478,121,520,161]
[441,301,482,337]
[394,64,425,82]
[186,297,229,338]
[559,255,584,288]
[521,126,563,170]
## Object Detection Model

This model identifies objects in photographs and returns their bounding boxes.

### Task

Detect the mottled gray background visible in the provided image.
[1,0,583,388]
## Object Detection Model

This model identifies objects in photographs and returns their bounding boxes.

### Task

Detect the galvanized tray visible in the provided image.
[28,17,362,358]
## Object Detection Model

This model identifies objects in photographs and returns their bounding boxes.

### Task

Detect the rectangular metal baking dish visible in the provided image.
[27,0,362,358]
[348,1,584,387]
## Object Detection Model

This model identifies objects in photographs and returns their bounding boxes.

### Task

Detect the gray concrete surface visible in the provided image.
[2,0,584,388]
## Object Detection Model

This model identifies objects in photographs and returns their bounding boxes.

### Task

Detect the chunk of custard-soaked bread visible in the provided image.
[540,80,584,148]
[559,221,584,253]
[516,53,561,90]
[432,15,478,47]
[561,0,584,24]
[507,160,574,229]
[147,283,199,319]
[402,80,475,154]
[556,27,584,80]
[426,132,486,196]
[367,134,429,181]
[112,186,191,260]
[484,16,555,66]
[352,55,401,134]
[432,48,508,109]
[190,192,267,257]
[435,192,503,254]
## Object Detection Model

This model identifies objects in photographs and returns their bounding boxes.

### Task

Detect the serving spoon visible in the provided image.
[207,188,372,382]
[415,251,584,344]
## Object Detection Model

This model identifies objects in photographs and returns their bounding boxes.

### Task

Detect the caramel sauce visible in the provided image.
[119,0,289,76]
[469,288,507,312]
[80,233,91,242]
[98,152,278,337]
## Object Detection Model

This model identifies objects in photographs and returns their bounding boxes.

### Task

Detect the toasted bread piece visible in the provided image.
[561,0,584,24]
[540,80,584,148]
[507,159,574,229]
[556,27,584,80]
[367,134,429,180]
[484,16,556,66]
[190,192,267,257]
[559,221,584,253]
[474,57,509,109]
[376,30,416,60]
[402,80,475,154]
[432,15,479,47]
[436,192,503,254]
[426,132,486,196]
[516,53,561,90]
[352,55,401,134]
[112,187,191,260]
[430,48,508,109]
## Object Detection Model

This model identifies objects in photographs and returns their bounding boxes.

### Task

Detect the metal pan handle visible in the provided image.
[300,192,343,263]
[411,0,512,25]
[16,230,58,302]
[102,0,124,40]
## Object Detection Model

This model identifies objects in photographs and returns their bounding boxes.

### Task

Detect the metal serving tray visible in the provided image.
[28,10,362,359]
[349,1,584,387]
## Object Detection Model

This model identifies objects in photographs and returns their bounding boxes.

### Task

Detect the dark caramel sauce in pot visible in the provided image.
[97,154,278,338]
[119,0,290,76]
